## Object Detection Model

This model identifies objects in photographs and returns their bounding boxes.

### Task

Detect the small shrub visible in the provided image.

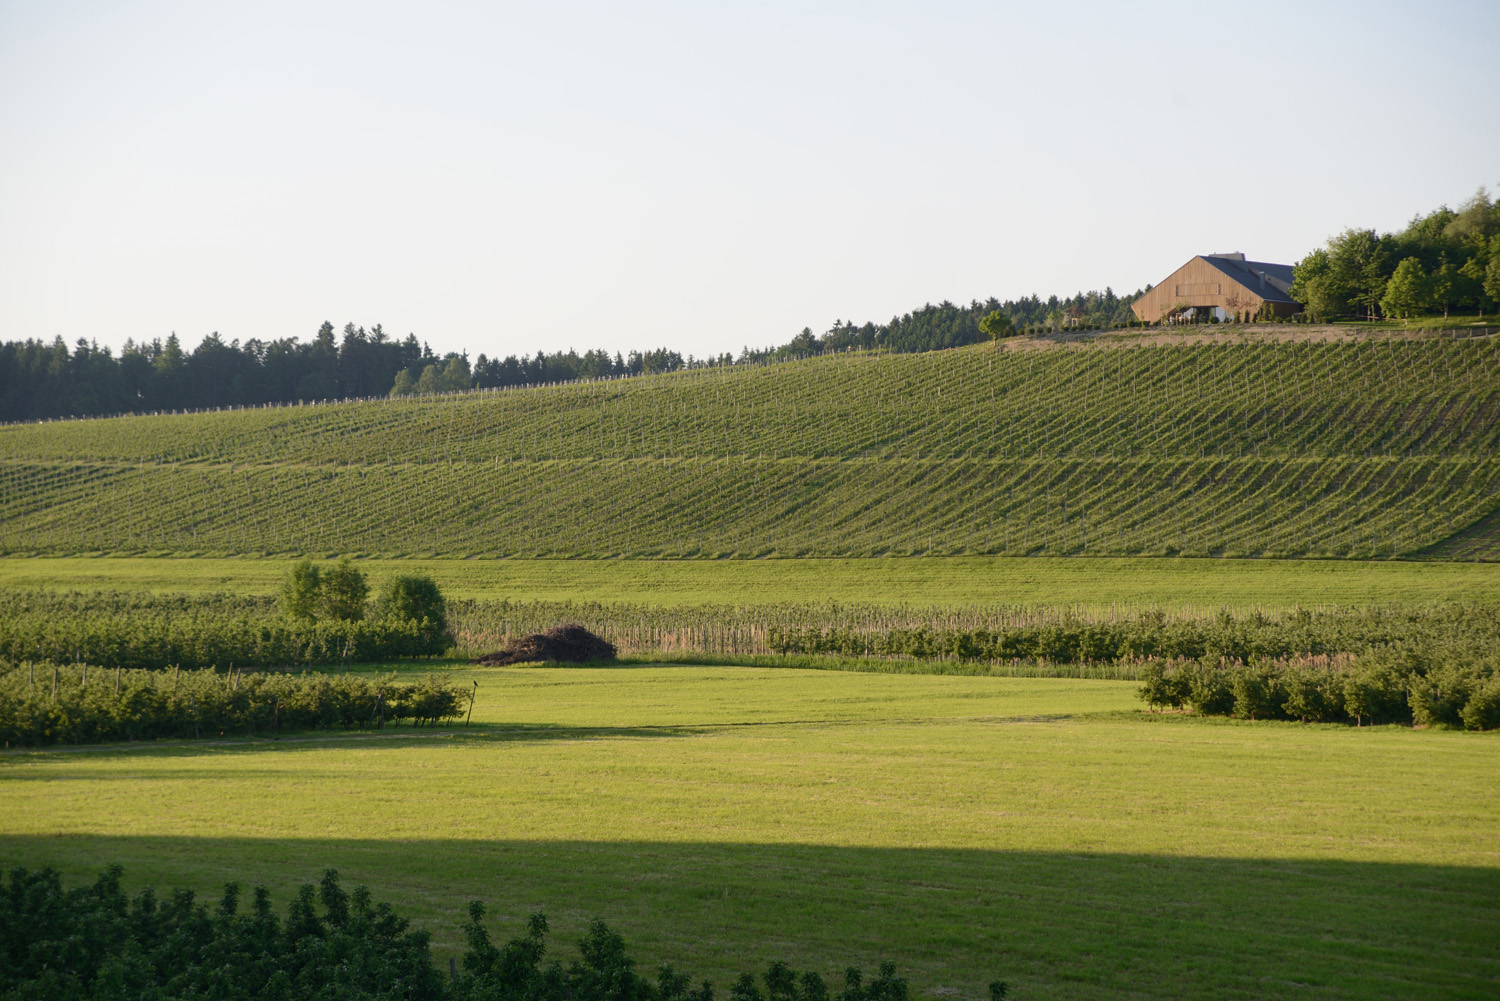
[1460,677,1500,731]
[1281,666,1343,723]
[1408,666,1473,729]
[1138,659,1187,709]
[1185,660,1235,716]
[1231,665,1284,721]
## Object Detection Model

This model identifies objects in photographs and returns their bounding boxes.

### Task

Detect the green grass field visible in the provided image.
[3,554,1498,609]
[3,665,1497,1000]
[4,336,1499,560]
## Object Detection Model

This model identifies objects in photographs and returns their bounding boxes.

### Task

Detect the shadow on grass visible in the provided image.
[2,835,1495,1001]
[1,721,707,762]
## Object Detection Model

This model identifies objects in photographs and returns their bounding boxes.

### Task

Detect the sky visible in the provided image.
[2,0,1497,363]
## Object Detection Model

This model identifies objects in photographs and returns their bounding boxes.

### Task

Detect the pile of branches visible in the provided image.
[471,623,616,666]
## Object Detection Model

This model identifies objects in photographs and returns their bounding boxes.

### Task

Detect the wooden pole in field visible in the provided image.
[466,682,477,726]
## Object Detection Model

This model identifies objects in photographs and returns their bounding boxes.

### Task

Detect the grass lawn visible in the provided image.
[2,666,1496,1000]
[1,554,1497,609]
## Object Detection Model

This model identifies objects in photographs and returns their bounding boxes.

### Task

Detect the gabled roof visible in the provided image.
[1199,254,1296,303]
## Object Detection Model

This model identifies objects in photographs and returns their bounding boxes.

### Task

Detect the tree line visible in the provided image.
[1292,188,1500,321]
[0,865,982,1001]
[0,321,429,422]
[8,187,1495,422]
[0,287,1143,421]
[736,288,1145,365]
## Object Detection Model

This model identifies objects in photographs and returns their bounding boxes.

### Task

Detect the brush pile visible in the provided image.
[470,623,616,665]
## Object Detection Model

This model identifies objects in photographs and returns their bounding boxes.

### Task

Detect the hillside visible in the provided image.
[2,333,1498,560]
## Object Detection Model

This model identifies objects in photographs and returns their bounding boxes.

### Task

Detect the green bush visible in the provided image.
[1137,659,1189,710]
[1460,676,1500,731]
[1185,660,1236,716]
[1281,665,1344,723]
[1230,666,1283,720]
[1408,666,1474,729]
[1341,662,1410,726]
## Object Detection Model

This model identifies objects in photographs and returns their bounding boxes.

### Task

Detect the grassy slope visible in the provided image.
[4,666,1497,1000]
[2,554,1498,609]
[3,334,1498,560]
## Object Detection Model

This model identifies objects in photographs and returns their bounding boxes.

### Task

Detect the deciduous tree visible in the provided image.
[978,310,1014,342]
[1379,257,1428,320]
[281,558,322,620]
[320,557,369,621]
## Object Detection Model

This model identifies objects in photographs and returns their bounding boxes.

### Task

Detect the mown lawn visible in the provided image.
[3,666,1496,999]
[1,554,1496,609]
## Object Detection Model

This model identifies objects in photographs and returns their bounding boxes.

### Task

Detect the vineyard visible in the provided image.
[3,335,1498,559]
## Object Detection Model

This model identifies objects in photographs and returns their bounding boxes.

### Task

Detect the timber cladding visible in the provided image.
[1132,254,1300,323]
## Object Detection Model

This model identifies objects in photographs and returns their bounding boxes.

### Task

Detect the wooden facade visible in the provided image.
[1131,253,1301,323]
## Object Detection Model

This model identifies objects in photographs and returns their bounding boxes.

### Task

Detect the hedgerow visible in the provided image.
[447,598,1500,666]
[0,865,974,1001]
[1135,648,1500,730]
[10,591,1498,674]
[0,591,450,670]
[0,665,467,746]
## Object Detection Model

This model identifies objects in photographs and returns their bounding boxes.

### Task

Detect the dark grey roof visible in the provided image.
[1199,254,1296,303]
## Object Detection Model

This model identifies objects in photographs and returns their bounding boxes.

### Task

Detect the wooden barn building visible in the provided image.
[1131,252,1301,324]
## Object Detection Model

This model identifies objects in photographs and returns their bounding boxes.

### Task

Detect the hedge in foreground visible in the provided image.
[0,866,992,1001]
[0,665,469,747]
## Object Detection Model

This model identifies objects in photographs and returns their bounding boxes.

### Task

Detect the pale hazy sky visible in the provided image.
[2,0,1496,361]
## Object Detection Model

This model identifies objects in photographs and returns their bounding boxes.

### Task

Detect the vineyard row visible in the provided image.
[3,456,1494,559]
